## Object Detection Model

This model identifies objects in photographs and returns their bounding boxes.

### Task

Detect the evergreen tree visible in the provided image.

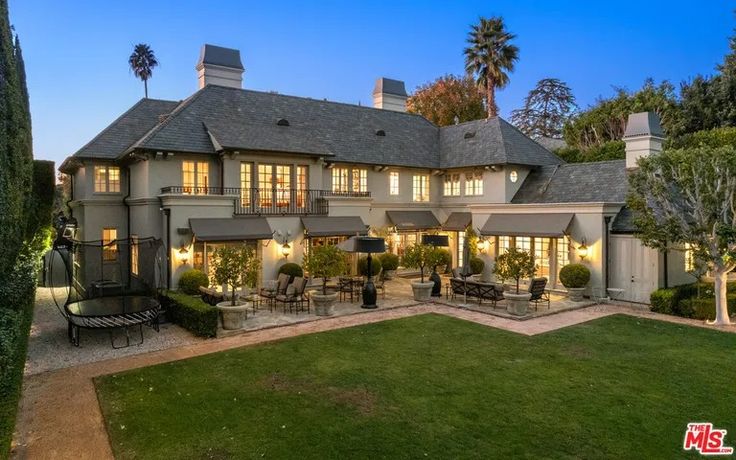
[510,78,577,139]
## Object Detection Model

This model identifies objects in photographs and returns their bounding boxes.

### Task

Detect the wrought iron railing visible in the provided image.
[160,186,372,215]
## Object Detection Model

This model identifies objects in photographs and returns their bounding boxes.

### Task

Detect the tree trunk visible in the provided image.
[144,79,148,98]
[711,269,731,326]
[486,84,496,118]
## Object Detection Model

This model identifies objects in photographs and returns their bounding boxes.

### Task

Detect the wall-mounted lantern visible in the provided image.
[577,239,588,260]
[178,246,190,265]
[281,242,291,258]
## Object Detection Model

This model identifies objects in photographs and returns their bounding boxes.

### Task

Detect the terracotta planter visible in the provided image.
[216,301,250,330]
[411,281,434,302]
[505,292,532,316]
[311,291,338,316]
[567,287,586,302]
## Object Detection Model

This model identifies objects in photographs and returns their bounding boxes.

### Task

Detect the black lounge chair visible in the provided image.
[529,277,550,310]
[261,273,290,311]
[276,276,309,313]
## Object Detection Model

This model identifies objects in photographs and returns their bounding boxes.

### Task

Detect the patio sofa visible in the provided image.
[449,277,504,307]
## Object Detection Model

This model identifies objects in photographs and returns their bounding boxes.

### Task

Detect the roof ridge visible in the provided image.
[497,118,565,165]
[71,98,151,158]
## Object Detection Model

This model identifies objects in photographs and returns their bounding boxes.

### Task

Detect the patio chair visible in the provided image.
[337,276,356,303]
[477,282,504,307]
[276,276,309,314]
[373,270,386,299]
[528,277,550,310]
[449,277,466,300]
[260,273,290,311]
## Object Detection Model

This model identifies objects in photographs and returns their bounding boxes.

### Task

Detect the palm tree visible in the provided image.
[128,44,159,98]
[464,17,519,118]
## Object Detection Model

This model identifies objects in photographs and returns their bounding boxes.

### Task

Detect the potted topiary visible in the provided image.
[178,269,209,295]
[278,262,303,282]
[401,243,443,301]
[358,256,382,278]
[378,252,399,279]
[492,248,536,315]
[302,245,347,316]
[559,263,590,301]
[469,256,485,277]
[211,245,261,329]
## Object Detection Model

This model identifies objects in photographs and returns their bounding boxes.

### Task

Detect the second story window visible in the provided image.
[413,174,430,202]
[275,165,292,207]
[444,173,460,196]
[102,228,118,262]
[94,165,120,193]
[332,167,349,193]
[352,168,367,193]
[182,161,209,194]
[297,165,308,208]
[258,164,274,207]
[465,171,483,196]
[389,171,400,196]
[240,162,252,207]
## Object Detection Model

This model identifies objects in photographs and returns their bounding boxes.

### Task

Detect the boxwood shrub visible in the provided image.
[378,253,400,271]
[161,291,218,338]
[469,256,484,275]
[358,256,383,277]
[649,288,676,315]
[559,264,590,288]
[278,263,304,280]
[177,269,209,295]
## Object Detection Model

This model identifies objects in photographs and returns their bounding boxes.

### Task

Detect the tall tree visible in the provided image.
[406,74,486,126]
[628,145,736,325]
[464,17,519,118]
[128,43,158,98]
[510,78,577,138]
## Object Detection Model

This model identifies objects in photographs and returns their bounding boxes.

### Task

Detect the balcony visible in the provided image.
[160,186,371,216]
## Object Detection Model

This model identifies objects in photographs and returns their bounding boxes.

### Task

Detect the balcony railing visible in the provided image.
[160,186,371,216]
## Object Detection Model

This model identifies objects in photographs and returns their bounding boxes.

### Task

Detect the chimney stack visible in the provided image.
[372,77,407,112]
[623,112,665,169]
[196,44,244,89]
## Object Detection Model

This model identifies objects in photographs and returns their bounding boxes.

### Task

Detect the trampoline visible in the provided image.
[48,217,165,348]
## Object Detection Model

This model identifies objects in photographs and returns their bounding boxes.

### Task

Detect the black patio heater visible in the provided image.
[355,237,386,309]
[422,234,449,297]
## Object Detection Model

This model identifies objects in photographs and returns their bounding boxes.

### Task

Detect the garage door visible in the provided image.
[609,235,658,304]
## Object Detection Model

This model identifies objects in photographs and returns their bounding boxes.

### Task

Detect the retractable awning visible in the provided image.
[480,213,574,237]
[442,212,472,231]
[386,210,440,231]
[189,217,273,242]
[301,216,368,237]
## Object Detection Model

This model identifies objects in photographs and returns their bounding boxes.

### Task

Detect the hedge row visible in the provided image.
[650,281,736,320]
[160,291,218,338]
[0,254,38,458]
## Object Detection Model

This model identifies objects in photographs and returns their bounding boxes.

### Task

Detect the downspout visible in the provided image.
[66,174,74,218]
[604,216,611,292]
[124,166,131,286]
[219,154,225,195]
[663,245,669,289]
[160,201,171,290]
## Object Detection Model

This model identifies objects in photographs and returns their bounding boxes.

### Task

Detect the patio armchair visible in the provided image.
[449,277,467,300]
[373,271,386,299]
[199,286,224,306]
[275,276,310,314]
[260,273,291,311]
[476,282,504,307]
[528,277,550,310]
[337,276,357,303]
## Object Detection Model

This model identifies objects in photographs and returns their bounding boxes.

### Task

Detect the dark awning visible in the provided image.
[190,217,273,242]
[301,216,368,237]
[480,213,574,237]
[386,210,441,231]
[442,212,472,231]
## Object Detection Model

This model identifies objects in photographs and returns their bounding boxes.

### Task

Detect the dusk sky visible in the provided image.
[9,0,734,167]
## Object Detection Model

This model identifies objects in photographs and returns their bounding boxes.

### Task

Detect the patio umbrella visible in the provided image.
[459,240,472,307]
[336,236,358,253]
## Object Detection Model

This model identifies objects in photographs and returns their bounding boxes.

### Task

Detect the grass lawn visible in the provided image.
[95,314,736,459]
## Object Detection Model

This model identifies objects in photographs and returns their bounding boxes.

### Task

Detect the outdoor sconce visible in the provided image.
[178,246,189,265]
[281,242,291,258]
[578,239,588,260]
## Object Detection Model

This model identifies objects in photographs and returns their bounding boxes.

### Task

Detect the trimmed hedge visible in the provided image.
[358,256,382,277]
[25,160,55,240]
[0,253,38,457]
[469,256,484,275]
[278,263,303,280]
[378,253,399,271]
[178,269,209,295]
[559,264,591,288]
[160,291,218,338]
[649,281,736,320]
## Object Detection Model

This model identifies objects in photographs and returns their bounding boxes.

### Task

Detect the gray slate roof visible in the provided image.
[70,98,180,160]
[439,118,563,168]
[511,160,628,204]
[611,207,637,233]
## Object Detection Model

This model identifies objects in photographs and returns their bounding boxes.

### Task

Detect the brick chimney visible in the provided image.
[623,112,665,169]
[372,77,407,112]
[196,44,244,89]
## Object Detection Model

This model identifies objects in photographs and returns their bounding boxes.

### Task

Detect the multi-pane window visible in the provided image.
[444,173,460,196]
[258,164,273,207]
[457,231,465,268]
[131,235,139,276]
[465,171,483,196]
[556,237,570,283]
[332,167,349,193]
[296,165,308,208]
[352,169,368,193]
[102,228,118,262]
[685,243,695,272]
[515,236,531,253]
[533,237,550,278]
[498,236,512,255]
[182,161,209,194]
[275,165,292,207]
[389,171,400,196]
[240,162,252,207]
[94,166,120,193]
[412,174,430,202]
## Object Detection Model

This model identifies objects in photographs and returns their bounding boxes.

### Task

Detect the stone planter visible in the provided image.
[311,291,339,316]
[383,269,396,280]
[566,287,586,302]
[505,292,532,316]
[216,301,250,330]
[411,281,434,302]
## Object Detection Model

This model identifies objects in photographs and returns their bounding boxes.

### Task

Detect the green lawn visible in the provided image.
[95,314,736,459]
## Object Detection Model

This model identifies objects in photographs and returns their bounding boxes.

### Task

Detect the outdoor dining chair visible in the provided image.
[529,277,550,310]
